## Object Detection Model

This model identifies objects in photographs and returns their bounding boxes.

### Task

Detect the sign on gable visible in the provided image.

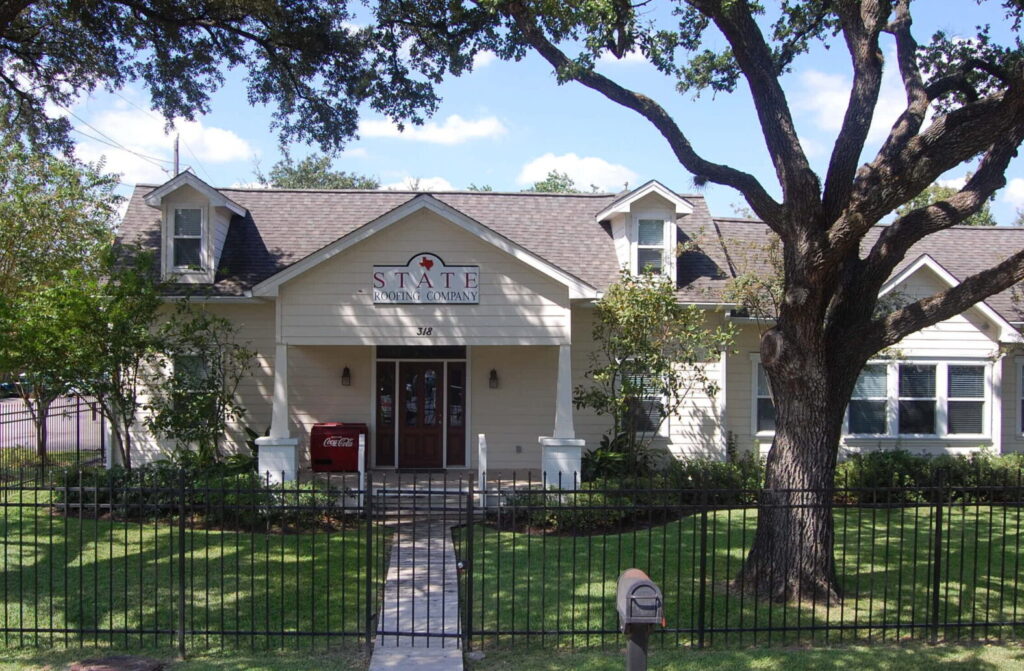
[373,253,480,304]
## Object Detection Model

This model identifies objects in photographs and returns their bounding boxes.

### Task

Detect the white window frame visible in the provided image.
[753,357,991,440]
[751,355,775,437]
[630,210,674,278]
[163,202,209,279]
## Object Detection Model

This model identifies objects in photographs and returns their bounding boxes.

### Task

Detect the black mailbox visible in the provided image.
[616,568,664,631]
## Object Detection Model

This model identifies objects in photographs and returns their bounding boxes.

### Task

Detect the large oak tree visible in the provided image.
[6,0,1024,603]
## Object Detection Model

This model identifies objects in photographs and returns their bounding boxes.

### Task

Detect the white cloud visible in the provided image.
[938,175,968,190]
[359,114,506,144]
[342,147,369,158]
[793,48,912,145]
[798,135,826,159]
[381,176,455,191]
[1003,178,1024,208]
[472,51,497,68]
[72,106,255,185]
[516,153,638,192]
[598,48,647,65]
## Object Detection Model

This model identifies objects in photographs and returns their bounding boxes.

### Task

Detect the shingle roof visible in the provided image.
[117,183,1024,323]
[118,184,718,296]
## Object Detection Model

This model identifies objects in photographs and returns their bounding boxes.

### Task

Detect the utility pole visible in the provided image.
[173,134,180,175]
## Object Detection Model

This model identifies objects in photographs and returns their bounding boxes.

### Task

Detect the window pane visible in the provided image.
[849,400,886,434]
[757,398,776,432]
[757,364,771,397]
[948,401,983,434]
[174,208,202,236]
[173,239,201,268]
[899,399,935,434]
[637,219,664,245]
[899,365,935,397]
[637,248,663,273]
[854,365,887,398]
[949,365,984,398]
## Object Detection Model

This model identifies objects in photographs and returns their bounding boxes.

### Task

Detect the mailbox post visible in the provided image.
[616,569,664,671]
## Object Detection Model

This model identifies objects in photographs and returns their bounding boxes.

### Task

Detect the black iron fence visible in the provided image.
[464,475,1024,649]
[0,397,105,472]
[1,468,1024,655]
[0,470,388,655]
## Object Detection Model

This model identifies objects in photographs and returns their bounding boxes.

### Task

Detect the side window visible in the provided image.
[755,363,775,433]
[848,364,888,434]
[898,364,937,435]
[636,219,665,274]
[173,207,204,270]
[947,365,984,434]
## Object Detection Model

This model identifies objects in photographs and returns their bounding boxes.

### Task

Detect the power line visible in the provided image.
[60,104,174,174]
[68,128,173,175]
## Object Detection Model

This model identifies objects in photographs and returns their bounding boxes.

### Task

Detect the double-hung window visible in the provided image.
[624,371,669,437]
[172,207,204,270]
[636,218,666,274]
[754,360,988,438]
[849,364,888,434]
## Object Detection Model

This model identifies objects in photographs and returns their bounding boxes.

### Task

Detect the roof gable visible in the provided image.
[251,194,599,299]
[143,172,246,216]
[880,254,1021,343]
[595,180,694,221]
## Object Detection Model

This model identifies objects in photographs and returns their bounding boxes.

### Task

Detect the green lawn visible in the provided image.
[466,643,1024,671]
[0,488,386,653]
[0,647,368,670]
[461,504,1024,648]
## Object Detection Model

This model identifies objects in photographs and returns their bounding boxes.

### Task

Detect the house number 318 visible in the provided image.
[416,327,434,336]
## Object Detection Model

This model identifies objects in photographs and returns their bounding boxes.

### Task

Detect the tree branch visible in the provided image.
[501,1,784,227]
[689,0,819,220]
[866,247,1024,353]
[821,1,888,223]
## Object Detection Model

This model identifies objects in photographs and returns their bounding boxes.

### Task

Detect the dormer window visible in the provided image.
[637,219,666,273]
[172,207,204,270]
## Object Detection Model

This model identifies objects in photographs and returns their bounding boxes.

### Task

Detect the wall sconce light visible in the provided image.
[489,369,499,389]
[341,367,352,387]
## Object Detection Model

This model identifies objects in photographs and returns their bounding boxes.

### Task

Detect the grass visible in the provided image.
[0,646,368,670]
[0,448,99,473]
[465,643,1024,671]
[460,503,1024,648]
[0,487,387,654]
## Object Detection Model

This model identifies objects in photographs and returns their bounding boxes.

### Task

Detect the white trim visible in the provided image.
[750,354,774,438]
[144,172,246,216]
[369,345,377,468]
[880,254,1020,343]
[252,194,599,300]
[595,180,694,221]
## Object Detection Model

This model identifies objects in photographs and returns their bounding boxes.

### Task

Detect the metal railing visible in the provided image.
[0,396,105,472]
[1,468,1023,655]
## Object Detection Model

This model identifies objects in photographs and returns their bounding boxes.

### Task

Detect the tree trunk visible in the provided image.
[735,328,856,605]
[34,401,49,467]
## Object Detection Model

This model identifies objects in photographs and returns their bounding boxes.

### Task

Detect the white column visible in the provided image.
[553,343,575,439]
[540,342,584,489]
[257,342,299,483]
[269,342,290,439]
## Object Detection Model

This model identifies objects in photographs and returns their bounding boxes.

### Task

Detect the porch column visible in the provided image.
[256,342,299,483]
[540,343,585,489]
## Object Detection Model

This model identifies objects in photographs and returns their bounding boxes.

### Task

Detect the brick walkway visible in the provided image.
[369,520,463,671]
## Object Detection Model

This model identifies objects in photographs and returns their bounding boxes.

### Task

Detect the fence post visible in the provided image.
[364,478,374,651]
[464,478,475,652]
[177,468,187,658]
[697,491,708,650]
[75,396,81,464]
[930,469,945,644]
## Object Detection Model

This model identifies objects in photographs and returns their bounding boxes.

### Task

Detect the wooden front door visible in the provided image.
[398,362,444,468]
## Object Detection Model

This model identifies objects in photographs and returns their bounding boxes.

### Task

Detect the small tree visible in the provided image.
[575,271,734,475]
[524,170,582,194]
[145,302,254,463]
[70,250,164,470]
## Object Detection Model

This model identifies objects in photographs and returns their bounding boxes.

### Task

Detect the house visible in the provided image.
[116,172,1024,480]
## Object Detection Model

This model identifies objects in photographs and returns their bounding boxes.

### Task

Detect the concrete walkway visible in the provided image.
[369,520,464,671]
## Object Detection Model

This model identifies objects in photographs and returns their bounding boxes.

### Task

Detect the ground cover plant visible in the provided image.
[461,500,1024,649]
[0,484,387,653]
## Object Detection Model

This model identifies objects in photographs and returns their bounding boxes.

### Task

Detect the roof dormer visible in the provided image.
[143,172,246,283]
[596,180,693,278]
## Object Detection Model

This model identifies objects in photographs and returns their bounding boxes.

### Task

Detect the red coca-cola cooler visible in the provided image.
[310,422,368,472]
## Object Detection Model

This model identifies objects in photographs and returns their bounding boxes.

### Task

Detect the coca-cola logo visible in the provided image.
[323,435,354,448]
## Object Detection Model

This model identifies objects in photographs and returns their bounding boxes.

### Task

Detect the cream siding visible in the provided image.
[278,210,571,346]
[471,345,557,472]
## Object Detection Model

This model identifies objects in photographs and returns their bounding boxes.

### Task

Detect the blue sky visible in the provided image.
[63,2,1024,225]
